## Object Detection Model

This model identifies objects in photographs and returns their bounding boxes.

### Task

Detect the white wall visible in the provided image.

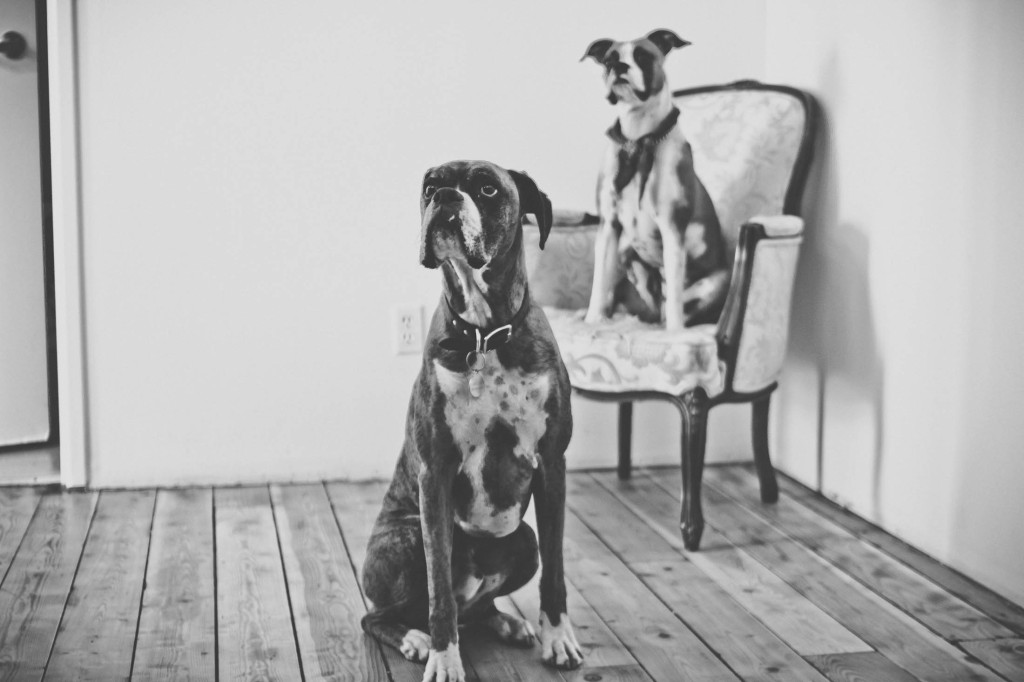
[766,0,1024,605]
[75,0,767,487]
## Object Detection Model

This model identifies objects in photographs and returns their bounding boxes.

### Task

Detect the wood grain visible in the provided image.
[0,488,40,586]
[589,471,869,657]
[272,483,388,681]
[569,475,826,682]
[777,472,1024,637]
[215,486,302,682]
[960,638,1024,682]
[45,490,156,681]
[325,480,452,682]
[0,468,1018,682]
[508,504,651,682]
[708,466,1016,642]
[805,652,920,682]
[0,492,96,681]
[132,488,216,682]
[563,508,739,681]
[651,470,1005,682]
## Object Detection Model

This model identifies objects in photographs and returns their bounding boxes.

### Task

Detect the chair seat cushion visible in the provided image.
[544,308,726,397]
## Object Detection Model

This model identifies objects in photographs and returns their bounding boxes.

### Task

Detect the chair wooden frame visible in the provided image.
[573,80,819,551]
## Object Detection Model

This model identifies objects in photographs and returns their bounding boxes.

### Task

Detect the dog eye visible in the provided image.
[423,185,437,198]
[480,185,498,198]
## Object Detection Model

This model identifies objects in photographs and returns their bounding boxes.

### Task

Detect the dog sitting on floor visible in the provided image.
[360,160,583,682]
[582,29,729,330]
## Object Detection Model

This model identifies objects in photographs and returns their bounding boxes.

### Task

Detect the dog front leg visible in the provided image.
[532,454,583,669]
[585,220,622,324]
[418,465,466,682]
[661,227,688,330]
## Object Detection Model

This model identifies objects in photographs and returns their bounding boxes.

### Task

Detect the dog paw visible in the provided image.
[539,612,583,669]
[400,629,431,662]
[422,642,466,682]
[583,310,607,325]
[485,610,536,647]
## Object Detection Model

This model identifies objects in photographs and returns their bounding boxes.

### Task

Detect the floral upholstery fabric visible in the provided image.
[523,87,808,395]
[523,223,595,310]
[677,89,806,251]
[732,235,802,393]
[544,308,725,396]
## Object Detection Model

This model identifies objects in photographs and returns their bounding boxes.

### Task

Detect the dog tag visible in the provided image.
[469,373,484,398]
[466,351,485,398]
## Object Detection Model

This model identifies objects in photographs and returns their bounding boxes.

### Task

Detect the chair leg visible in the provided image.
[618,402,633,480]
[677,389,709,551]
[752,394,779,504]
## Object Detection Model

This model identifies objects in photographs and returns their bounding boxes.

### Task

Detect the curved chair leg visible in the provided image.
[752,394,779,504]
[677,389,709,551]
[618,402,633,480]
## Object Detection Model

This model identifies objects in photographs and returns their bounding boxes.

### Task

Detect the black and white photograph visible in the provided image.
[2,0,1023,680]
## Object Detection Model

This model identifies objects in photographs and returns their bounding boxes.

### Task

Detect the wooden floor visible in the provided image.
[2,466,1024,681]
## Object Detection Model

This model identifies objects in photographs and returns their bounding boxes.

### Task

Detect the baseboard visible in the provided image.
[0,445,61,486]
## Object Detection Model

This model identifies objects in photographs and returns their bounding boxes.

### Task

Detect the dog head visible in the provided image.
[419,160,552,271]
[582,29,690,105]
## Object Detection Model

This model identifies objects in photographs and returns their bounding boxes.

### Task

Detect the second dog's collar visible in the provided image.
[607,106,681,198]
[607,106,681,147]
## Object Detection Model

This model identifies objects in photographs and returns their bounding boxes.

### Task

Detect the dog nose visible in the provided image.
[432,187,463,206]
[611,61,629,76]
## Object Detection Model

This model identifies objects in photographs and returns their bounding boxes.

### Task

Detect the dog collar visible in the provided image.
[439,285,531,357]
[607,106,681,198]
[439,287,531,398]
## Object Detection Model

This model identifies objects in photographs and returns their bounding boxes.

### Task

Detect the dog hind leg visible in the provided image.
[362,604,433,662]
[361,516,434,661]
[457,522,540,647]
[683,269,729,325]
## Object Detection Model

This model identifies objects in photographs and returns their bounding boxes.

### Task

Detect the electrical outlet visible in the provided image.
[392,304,424,355]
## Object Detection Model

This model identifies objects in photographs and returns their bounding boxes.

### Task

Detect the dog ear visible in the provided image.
[581,38,614,63]
[645,29,690,55]
[510,170,553,249]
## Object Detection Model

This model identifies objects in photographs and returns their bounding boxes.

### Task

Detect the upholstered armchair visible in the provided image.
[524,81,818,550]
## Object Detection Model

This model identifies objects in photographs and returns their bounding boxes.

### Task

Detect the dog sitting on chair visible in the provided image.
[582,29,728,330]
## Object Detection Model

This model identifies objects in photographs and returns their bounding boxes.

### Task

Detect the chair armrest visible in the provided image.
[716,215,804,393]
[523,212,599,310]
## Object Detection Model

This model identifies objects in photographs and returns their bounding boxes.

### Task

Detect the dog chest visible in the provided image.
[433,355,551,537]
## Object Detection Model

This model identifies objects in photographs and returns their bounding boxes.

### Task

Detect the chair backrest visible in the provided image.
[675,82,814,263]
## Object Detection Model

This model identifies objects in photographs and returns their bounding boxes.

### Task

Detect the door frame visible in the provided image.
[46,0,88,488]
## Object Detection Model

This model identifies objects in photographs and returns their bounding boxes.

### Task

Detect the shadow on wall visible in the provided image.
[790,53,885,518]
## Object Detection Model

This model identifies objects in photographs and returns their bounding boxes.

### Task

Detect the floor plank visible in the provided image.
[45,490,156,681]
[649,469,1005,682]
[960,639,1024,682]
[0,492,97,681]
[272,483,389,681]
[326,480,454,682]
[215,486,303,682]
[708,466,1016,642]
[589,472,870,657]
[777,473,1024,637]
[805,652,920,682]
[568,475,827,682]
[2,466,1020,682]
[132,488,216,682]
[563,508,739,681]
[0,488,41,587]
[509,572,652,682]
[513,505,653,682]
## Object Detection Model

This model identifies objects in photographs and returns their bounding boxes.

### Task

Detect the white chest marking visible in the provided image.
[434,355,551,536]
